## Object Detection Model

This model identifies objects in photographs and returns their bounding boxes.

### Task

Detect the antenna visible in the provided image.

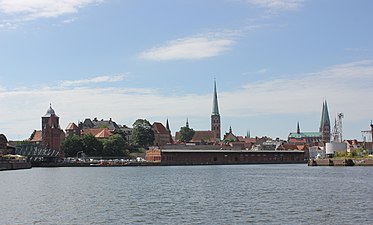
[332,112,344,142]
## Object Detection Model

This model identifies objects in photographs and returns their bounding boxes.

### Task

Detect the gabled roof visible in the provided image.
[66,122,79,130]
[191,131,215,143]
[29,130,42,142]
[153,122,169,134]
[237,137,257,143]
[81,128,112,138]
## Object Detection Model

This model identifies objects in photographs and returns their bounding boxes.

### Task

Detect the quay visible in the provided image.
[308,158,373,166]
[0,161,32,171]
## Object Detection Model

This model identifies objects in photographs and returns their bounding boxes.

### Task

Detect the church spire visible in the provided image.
[166,118,170,131]
[211,79,221,140]
[297,121,300,134]
[320,100,330,131]
[320,100,331,143]
[212,79,220,116]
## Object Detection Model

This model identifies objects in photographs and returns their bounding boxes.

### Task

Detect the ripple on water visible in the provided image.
[1,165,373,225]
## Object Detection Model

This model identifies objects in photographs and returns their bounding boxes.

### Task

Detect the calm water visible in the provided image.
[1,164,372,225]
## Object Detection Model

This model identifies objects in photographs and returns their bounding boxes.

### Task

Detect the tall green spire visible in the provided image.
[212,79,220,116]
[320,100,330,131]
[323,100,330,125]
[320,101,325,131]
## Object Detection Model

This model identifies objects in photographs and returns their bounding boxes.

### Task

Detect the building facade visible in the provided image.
[288,101,331,146]
[153,121,173,146]
[41,105,65,156]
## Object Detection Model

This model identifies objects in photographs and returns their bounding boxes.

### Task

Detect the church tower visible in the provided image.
[319,100,331,144]
[211,80,221,140]
[42,104,65,156]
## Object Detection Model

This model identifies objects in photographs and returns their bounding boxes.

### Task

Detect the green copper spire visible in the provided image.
[320,100,331,131]
[212,79,220,116]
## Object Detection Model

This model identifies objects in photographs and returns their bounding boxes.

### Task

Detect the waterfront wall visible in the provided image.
[0,161,32,171]
[161,150,305,165]
[308,158,373,166]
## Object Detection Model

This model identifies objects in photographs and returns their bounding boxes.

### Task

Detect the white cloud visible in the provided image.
[139,33,237,61]
[61,75,125,86]
[0,0,103,26]
[245,0,304,11]
[222,60,373,119]
[0,60,372,140]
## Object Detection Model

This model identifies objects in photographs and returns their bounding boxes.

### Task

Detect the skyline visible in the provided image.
[0,0,373,140]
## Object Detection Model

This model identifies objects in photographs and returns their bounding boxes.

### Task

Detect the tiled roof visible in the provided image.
[30,130,43,142]
[153,122,169,134]
[81,128,112,138]
[66,122,79,130]
[191,131,215,143]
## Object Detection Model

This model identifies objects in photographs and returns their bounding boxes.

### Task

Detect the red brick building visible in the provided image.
[29,105,65,157]
[153,122,173,146]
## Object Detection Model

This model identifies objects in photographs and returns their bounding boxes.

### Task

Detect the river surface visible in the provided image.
[1,164,372,225]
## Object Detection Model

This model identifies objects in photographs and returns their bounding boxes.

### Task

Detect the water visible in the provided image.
[1,164,372,225]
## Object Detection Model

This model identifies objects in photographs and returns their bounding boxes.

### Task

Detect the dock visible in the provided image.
[308,158,373,166]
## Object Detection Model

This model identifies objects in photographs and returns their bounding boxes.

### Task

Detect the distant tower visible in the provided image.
[297,121,301,134]
[42,104,65,156]
[211,80,221,140]
[186,118,189,128]
[319,100,331,144]
[246,130,251,138]
[166,118,170,132]
[166,118,173,144]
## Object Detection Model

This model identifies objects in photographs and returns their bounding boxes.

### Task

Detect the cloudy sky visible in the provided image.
[0,0,372,140]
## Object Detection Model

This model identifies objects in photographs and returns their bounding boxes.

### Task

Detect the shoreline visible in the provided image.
[308,158,373,166]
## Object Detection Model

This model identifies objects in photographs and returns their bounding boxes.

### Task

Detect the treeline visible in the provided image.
[61,119,155,158]
[61,134,130,158]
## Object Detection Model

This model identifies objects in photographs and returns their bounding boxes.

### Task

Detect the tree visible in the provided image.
[178,126,195,143]
[81,134,103,156]
[61,135,83,157]
[132,119,155,147]
[102,134,129,157]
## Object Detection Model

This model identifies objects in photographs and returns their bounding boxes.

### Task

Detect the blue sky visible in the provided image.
[0,0,373,141]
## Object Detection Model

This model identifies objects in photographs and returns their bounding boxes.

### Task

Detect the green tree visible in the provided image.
[81,134,103,156]
[178,126,195,143]
[61,135,83,157]
[102,134,129,157]
[132,119,155,147]
[112,129,128,145]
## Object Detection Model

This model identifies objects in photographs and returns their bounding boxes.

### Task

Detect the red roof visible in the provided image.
[66,122,79,130]
[153,122,169,134]
[82,128,112,138]
[191,131,215,143]
[29,130,42,142]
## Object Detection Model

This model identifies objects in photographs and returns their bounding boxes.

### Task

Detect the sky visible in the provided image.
[0,0,373,141]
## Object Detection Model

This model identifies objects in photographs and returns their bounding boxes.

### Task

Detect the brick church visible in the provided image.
[29,104,65,156]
